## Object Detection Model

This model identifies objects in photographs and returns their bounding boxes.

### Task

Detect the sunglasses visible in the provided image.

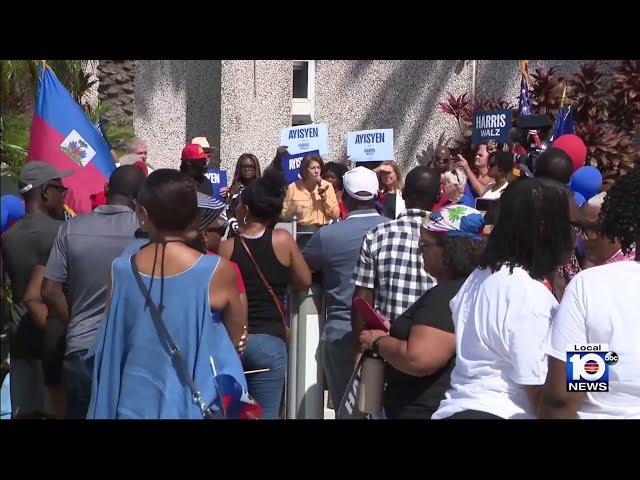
[44,183,68,197]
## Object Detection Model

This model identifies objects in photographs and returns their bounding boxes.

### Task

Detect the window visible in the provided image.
[293,62,309,98]
[291,60,315,126]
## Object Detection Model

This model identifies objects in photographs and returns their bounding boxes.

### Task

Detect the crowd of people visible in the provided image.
[1,133,638,420]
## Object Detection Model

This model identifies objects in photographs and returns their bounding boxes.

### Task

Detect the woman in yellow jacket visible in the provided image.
[282,153,340,227]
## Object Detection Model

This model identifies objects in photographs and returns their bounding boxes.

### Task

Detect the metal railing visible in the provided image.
[275,221,326,420]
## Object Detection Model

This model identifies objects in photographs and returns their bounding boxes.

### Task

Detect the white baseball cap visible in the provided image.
[191,137,211,148]
[343,166,379,201]
[191,137,218,154]
[119,153,142,166]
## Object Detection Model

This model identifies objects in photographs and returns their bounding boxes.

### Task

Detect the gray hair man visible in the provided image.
[125,138,153,172]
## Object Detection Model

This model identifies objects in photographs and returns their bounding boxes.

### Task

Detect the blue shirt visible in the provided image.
[88,253,247,419]
[302,209,387,341]
[458,182,476,208]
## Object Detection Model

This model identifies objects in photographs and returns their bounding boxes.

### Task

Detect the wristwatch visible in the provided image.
[372,336,385,356]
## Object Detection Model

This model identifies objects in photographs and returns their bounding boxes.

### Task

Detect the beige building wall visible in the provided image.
[218,60,292,173]
[131,59,597,173]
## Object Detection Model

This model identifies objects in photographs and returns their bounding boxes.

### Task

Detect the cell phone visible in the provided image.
[476,198,501,226]
[353,298,389,332]
[475,198,498,213]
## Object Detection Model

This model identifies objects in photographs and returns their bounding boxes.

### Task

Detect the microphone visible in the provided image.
[316,175,328,194]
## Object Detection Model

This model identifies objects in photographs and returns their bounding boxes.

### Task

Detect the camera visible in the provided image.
[512,114,553,173]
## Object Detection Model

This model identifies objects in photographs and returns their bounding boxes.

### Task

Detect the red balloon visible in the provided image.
[553,134,587,172]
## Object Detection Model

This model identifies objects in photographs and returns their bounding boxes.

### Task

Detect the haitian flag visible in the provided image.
[209,357,262,419]
[27,65,116,214]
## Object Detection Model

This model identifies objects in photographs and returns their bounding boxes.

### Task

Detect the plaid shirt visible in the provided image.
[352,209,437,322]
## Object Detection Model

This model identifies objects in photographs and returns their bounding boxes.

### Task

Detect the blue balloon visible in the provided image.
[1,195,25,234]
[570,166,602,200]
[573,191,586,208]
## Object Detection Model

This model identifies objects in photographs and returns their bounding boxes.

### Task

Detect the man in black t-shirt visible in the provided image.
[1,161,71,417]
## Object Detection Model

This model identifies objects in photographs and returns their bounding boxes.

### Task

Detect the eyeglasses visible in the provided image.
[570,222,599,240]
[418,239,440,251]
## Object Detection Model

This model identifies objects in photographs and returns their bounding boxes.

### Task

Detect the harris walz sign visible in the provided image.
[472,110,512,144]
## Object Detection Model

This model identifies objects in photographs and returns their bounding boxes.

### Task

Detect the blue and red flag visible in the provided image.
[1,195,25,234]
[551,106,574,142]
[27,64,116,214]
[210,357,263,419]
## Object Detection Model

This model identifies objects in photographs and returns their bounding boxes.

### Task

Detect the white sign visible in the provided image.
[347,129,394,163]
[280,123,328,156]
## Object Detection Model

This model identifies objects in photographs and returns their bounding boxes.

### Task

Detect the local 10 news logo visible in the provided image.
[566,344,618,392]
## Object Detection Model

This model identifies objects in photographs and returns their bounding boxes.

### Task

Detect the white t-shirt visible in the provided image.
[432,265,558,419]
[544,261,640,419]
[481,182,509,200]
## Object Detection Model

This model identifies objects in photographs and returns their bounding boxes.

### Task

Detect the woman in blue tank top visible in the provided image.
[87,170,248,419]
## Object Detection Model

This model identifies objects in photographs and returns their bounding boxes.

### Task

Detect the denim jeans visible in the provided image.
[62,349,93,419]
[241,334,287,420]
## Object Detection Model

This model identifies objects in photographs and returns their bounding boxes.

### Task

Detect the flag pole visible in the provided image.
[519,60,531,87]
[560,82,567,108]
[209,356,227,418]
[470,60,477,101]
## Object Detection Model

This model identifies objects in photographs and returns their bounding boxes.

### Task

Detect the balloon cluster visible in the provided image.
[552,134,602,207]
[1,195,25,234]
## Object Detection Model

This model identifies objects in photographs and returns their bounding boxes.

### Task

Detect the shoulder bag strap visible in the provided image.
[129,254,216,419]
[237,235,286,321]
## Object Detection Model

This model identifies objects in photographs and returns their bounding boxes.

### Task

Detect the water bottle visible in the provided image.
[357,351,385,414]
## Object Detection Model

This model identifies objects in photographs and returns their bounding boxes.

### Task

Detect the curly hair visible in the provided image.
[439,236,487,279]
[478,177,574,280]
[600,166,640,255]
[322,161,348,191]
[241,167,286,222]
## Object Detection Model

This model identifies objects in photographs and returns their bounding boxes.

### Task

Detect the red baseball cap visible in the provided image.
[181,143,211,161]
[133,160,149,177]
